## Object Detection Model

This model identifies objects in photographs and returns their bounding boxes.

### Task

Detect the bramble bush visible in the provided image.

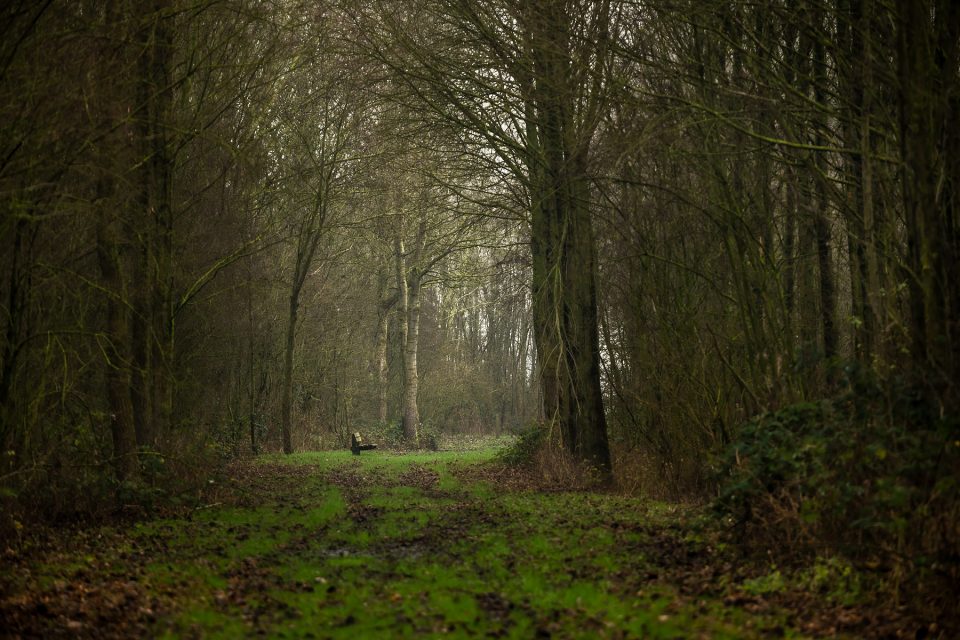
[714,365,960,608]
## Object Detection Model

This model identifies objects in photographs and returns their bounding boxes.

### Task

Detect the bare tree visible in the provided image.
[357,0,614,470]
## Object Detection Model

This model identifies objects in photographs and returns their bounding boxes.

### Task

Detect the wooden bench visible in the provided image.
[350,432,377,455]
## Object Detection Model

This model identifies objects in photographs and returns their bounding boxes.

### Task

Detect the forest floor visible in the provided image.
[0,447,930,638]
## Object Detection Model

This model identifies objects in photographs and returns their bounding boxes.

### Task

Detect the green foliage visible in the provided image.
[742,569,785,596]
[714,401,830,531]
[210,415,268,457]
[496,424,546,467]
[419,420,441,451]
[359,420,401,450]
[797,556,863,606]
[116,479,166,513]
[714,367,960,598]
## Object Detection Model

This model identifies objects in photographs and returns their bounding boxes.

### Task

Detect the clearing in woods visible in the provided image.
[1,448,909,638]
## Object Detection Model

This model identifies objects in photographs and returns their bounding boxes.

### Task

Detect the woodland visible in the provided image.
[0,0,959,637]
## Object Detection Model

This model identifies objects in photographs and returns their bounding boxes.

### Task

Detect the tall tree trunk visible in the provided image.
[837,0,881,362]
[814,179,836,363]
[783,166,798,342]
[375,310,390,425]
[812,16,837,364]
[525,0,610,472]
[395,222,426,446]
[280,292,299,454]
[898,0,960,399]
[93,0,139,482]
[247,267,258,453]
[96,190,139,483]
[128,0,175,449]
[403,269,422,445]
[0,220,29,447]
[278,193,328,454]
[374,265,397,425]
[148,0,175,448]
[859,0,884,357]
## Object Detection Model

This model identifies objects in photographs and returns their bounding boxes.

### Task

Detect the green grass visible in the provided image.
[5,445,841,638]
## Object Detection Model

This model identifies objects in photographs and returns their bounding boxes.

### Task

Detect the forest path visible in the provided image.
[2,449,891,638]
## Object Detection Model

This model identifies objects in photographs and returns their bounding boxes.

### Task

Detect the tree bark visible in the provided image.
[396,221,426,446]
[524,0,610,472]
[93,0,139,482]
[403,268,422,445]
[280,292,299,454]
[898,0,960,398]
[127,0,175,449]
[812,13,837,364]
[375,308,391,425]
[374,265,398,425]
[96,188,140,483]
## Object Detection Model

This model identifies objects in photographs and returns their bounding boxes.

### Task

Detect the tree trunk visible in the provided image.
[374,265,397,425]
[280,293,298,454]
[783,166,798,339]
[0,220,29,447]
[96,191,140,483]
[814,181,836,362]
[246,264,259,454]
[525,0,610,472]
[127,0,175,449]
[93,0,139,482]
[395,221,426,446]
[278,196,327,455]
[898,0,960,399]
[375,309,390,424]
[812,17,837,364]
[403,269,421,445]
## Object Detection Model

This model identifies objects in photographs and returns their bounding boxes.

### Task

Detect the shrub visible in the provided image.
[364,419,407,450]
[713,368,960,606]
[496,424,546,467]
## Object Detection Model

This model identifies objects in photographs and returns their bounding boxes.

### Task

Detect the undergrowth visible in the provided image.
[0,428,225,542]
[713,366,960,622]
[496,423,607,489]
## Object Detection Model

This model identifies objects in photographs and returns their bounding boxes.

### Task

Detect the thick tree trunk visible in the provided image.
[148,0,175,448]
[126,0,174,449]
[525,0,610,472]
[560,168,610,468]
[530,170,610,470]
[92,0,139,482]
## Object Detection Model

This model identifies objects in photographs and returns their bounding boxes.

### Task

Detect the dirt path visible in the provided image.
[0,450,922,638]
